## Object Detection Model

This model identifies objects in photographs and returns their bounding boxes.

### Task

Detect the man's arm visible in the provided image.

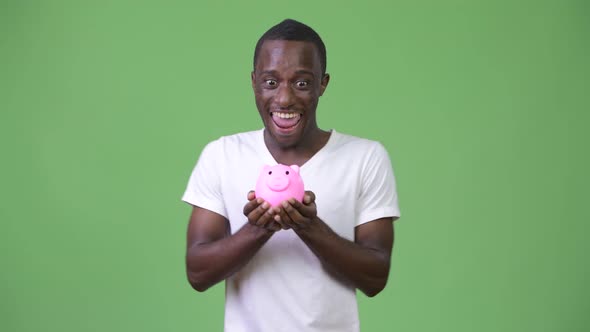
[276,193,395,297]
[185,193,280,292]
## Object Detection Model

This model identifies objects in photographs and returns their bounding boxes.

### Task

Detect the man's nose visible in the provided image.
[276,84,295,108]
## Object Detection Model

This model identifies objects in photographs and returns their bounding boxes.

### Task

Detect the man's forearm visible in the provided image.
[186,223,273,292]
[295,219,392,297]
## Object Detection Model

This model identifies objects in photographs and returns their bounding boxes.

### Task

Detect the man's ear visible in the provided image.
[251,71,256,90]
[319,73,330,96]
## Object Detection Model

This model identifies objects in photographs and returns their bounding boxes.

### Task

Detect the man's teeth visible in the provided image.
[272,112,299,119]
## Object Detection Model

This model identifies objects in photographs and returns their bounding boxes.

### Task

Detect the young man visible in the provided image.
[182,19,400,332]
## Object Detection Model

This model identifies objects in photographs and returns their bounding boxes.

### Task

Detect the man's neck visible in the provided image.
[264,128,331,166]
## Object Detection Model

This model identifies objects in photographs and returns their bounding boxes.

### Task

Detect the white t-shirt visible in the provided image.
[182,129,400,332]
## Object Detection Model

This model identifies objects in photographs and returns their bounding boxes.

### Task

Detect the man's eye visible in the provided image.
[296,81,309,88]
[264,79,277,87]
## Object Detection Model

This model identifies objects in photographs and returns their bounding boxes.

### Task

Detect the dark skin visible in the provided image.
[186,40,395,297]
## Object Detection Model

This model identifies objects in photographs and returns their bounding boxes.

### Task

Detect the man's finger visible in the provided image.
[247,190,256,201]
[256,207,278,227]
[303,191,316,205]
[243,198,265,218]
[288,198,317,218]
[276,206,298,230]
[268,207,289,229]
[283,201,306,225]
[266,221,281,232]
[250,201,272,226]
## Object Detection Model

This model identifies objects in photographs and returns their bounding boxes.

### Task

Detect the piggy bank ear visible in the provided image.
[262,165,271,174]
[289,165,300,173]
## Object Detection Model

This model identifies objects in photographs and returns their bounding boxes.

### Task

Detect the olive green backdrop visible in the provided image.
[1,0,588,331]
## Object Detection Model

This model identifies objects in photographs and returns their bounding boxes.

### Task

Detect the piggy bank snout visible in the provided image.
[266,175,289,191]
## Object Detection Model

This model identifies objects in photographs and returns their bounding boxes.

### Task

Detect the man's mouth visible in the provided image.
[270,112,302,129]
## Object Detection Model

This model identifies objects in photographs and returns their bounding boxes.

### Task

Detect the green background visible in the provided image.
[1,0,588,331]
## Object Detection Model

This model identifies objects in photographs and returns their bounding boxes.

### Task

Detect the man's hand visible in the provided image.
[275,191,318,231]
[243,191,283,232]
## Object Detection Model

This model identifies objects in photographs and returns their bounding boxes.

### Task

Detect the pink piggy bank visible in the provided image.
[255,164,305,207]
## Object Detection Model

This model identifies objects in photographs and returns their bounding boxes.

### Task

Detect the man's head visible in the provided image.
[252,19,330,149]
[253,19,327,76]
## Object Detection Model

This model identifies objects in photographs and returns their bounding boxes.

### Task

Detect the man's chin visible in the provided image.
[265,123,304,149]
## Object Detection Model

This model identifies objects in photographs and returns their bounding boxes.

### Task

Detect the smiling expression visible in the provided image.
[252,40,329,149]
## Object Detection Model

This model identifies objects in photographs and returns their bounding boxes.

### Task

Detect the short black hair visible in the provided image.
[253,19,327,75]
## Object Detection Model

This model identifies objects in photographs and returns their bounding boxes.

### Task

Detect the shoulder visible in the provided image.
[218,129,262,145]
[202,129,263,153]
[327,131,394,177]
[329,130,389,158]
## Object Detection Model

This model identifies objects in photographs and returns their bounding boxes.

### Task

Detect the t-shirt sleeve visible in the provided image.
[356,142,401,226]
[181,140,228,219]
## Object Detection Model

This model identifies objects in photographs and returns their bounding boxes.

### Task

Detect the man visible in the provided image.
[182,19,400,332]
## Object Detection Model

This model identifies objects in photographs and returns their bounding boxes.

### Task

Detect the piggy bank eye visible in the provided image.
[285,171,289,175]
[268,171,272,175]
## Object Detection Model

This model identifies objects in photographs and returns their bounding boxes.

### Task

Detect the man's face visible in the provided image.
[252,40,329,149]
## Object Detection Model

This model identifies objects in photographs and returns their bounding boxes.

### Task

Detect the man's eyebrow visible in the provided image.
[259,70,315,77]
[295,70,315,77]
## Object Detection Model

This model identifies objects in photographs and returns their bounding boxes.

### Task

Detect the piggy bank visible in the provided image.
[255,164,305,207]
